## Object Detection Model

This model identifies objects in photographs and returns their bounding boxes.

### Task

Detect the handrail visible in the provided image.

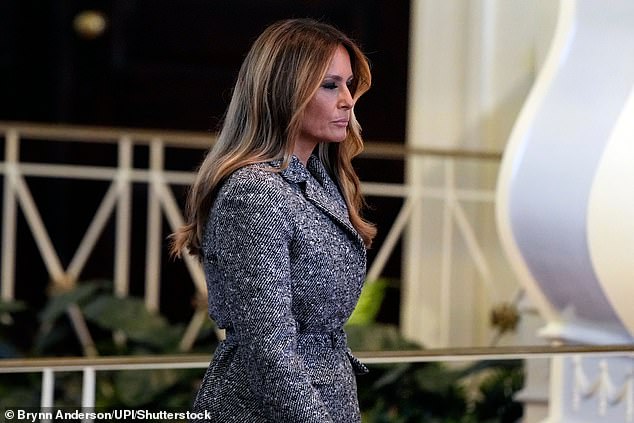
[2,344,634,372]
[362,142,502,160]
[0,120,507,353]
[0,121,216,148]
[0,121,502,160]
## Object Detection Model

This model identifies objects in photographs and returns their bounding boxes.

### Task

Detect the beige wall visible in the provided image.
[402,0,559,348]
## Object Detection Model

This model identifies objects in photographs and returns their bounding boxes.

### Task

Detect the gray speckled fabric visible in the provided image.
[191,155,368,423]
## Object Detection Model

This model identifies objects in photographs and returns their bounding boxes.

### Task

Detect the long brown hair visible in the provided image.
[171,18,376,257]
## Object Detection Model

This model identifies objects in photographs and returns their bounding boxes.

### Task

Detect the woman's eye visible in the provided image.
[322,82,338,90]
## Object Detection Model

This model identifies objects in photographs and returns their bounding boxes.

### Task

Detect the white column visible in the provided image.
[403,0,470,348]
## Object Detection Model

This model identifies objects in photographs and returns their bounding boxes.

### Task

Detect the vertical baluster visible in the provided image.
[598,359,609,415]
[1,130,18,304]
[626,362,633,422]
[41,367,55,423]
[572,355,583,410]
[115,137,132,299]
[145,138,163,312]
[81,367,96,423]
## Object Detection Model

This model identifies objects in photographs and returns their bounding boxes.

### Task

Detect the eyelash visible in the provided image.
[322,81,354,90]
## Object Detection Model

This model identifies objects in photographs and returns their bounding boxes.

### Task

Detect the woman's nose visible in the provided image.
[339,86,354,109]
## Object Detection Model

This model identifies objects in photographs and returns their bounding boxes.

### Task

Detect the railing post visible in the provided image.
[440,159,455,347]
[145,138,164,312]
[81,366,96,422]
[114,137,132,298]
[41,367,55,413]
[1,130,19,302]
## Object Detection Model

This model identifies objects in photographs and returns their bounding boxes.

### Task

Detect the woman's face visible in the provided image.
[295,45,354,161]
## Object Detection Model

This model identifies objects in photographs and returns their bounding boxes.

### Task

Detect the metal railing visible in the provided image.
[1,345,633,413]
[0,121,507,353]
[3,123,634,420]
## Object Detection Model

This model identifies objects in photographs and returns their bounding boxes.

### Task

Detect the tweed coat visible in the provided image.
[191,154,368,423]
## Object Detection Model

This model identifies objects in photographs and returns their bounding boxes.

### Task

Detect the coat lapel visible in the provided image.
[276,156,364,247]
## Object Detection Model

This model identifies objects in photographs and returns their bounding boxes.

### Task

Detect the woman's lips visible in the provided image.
[332,119,349,127]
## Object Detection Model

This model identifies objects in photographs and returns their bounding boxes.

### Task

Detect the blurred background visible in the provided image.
[0,0,409,133]
[6,1,627,422]
[0,0,409,327]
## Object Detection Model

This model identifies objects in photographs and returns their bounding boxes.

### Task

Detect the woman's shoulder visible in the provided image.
[204,162,294,251]
[225,162,283,189]
[215,162,288,205]
[232,161,281,181]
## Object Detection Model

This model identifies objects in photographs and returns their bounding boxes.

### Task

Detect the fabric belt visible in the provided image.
[299,328,347,349]
[222,327,347,350]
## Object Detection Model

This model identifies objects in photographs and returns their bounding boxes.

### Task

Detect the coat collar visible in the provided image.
[272,155,364,247]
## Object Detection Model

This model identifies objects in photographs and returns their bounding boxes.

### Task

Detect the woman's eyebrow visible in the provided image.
[323,74,354,81]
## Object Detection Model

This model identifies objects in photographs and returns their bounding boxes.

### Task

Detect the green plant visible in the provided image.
[0,278,525,421]
[0,280,215,410]
[346,279,525,422]
[356,359,524,423]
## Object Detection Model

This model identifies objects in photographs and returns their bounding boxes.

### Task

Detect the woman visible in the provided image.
[171,18,376,422]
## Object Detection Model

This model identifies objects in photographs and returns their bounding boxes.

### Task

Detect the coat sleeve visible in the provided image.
[210,176,335,423]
